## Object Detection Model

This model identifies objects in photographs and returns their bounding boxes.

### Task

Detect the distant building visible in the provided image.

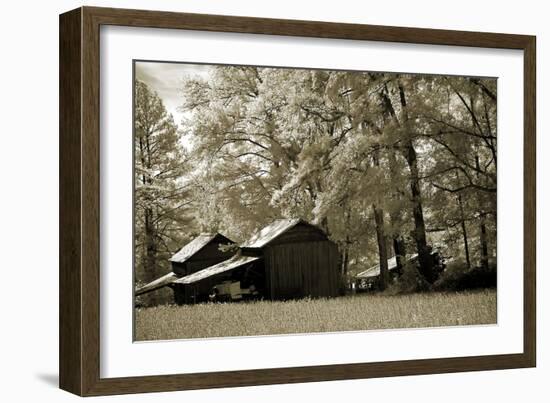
[355,250,444,290]
[355,255,407,290]
[136,219,341,304]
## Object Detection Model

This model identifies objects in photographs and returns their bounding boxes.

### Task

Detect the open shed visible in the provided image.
[135,232,235,304]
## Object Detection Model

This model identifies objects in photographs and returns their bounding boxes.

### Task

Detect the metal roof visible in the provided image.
[241,218,304,249]
[356,254,419,279]
[135,272,178,296]
[169,233,230,263]
[174,254,261,285]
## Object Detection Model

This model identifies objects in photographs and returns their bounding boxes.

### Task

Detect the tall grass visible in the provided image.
[135,289,496,341]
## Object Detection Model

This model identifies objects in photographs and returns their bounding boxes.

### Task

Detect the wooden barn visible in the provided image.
[135,232,235,304]
[136,219,341,304]
[238,218,341,300]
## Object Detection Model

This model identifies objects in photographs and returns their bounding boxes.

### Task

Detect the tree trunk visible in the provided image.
[341,244,349,292]
[320,216,330,236]
[389,208,406,274]
[479,213,489,271]
[341,201,351,279]
[454,169,471,269]
[388,148,406,274]
[144,207,158,305]
[404,139,435,282]
[373,204,389,291]
[396,82,435,283]
[341,245,349,277]
[392,233,406,275]
[457,192,471,269]
[475,155,490,271]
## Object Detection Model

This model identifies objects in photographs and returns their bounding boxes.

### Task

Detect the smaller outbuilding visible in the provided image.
[355,250,444,290]
[169,233,235,276]
[355,255,407,290]
[136,232,235,304]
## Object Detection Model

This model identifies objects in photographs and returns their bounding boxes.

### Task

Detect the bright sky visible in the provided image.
[135,61,212,128]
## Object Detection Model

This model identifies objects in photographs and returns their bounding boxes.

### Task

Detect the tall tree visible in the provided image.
[422,76,497,269]
[135,80,189,304]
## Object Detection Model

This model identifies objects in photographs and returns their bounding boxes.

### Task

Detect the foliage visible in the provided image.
[134,80,193,305]
[134,65,498,301]
[179,68,496,280]
[433,260,497,291]
[385,262,432,295]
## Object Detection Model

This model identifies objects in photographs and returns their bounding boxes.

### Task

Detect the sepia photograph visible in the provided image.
[133,60,497,341]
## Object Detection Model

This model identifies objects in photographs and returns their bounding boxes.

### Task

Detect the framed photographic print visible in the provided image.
[59,6,536,396]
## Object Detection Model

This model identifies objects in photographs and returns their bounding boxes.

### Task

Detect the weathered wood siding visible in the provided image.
[171,262,186,276]
[264,241,340,299]
[172,236,233,276]
[268,222,327,245]
[171,234,234,303]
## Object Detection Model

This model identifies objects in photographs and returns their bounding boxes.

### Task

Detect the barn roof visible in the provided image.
[169,233,232,263]
[135,272,178,296]
[241,218,306,249]
[174,254,261,285]
[356,254,418,279]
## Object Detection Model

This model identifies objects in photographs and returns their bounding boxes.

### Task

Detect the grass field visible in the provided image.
[134,289,496,341]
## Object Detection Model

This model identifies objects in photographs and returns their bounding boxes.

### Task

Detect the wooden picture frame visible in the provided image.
[59,6,536,396]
